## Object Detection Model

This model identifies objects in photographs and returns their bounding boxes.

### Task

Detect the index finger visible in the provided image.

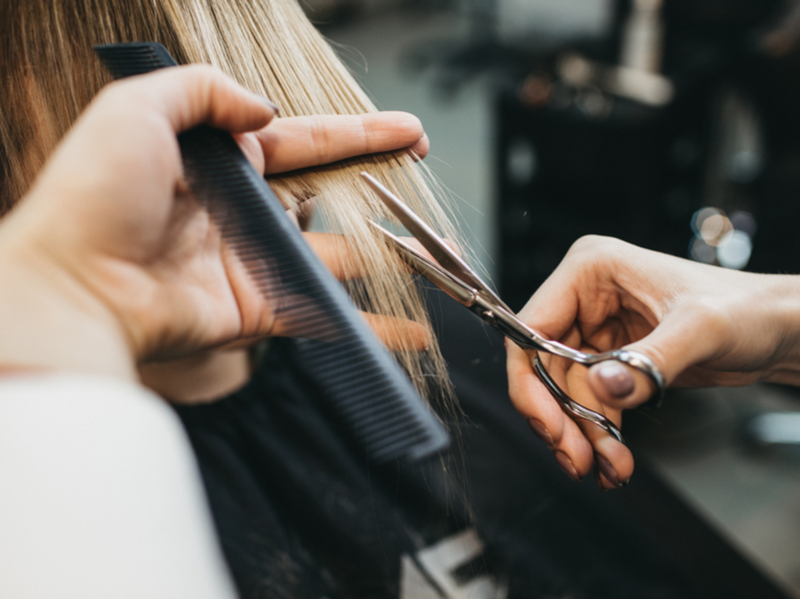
[258,112,428,174]
[516,269,582,342]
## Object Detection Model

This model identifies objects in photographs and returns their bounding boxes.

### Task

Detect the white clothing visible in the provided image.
[0,374,235,598]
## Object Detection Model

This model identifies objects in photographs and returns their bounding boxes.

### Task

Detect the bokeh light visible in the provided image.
[689,207,755,269]
[717,230,753,269]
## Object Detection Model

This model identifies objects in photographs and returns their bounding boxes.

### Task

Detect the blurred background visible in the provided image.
[303,0,800,595]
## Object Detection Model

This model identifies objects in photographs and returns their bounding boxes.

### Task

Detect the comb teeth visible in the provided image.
[94,43,177,77]
[95,42,449,464]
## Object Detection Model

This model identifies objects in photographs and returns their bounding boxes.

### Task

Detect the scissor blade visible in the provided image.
[360,172,507,309]
[369,222,478,306]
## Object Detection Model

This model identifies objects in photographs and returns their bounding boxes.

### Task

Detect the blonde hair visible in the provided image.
[0,0,461,404]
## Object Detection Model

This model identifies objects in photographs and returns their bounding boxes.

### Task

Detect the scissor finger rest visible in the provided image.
[479,298,666,411]
[531,353,625,443]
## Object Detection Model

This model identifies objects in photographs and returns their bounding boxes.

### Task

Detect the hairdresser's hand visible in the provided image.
[507,235,800,490]
[0,66,428,380]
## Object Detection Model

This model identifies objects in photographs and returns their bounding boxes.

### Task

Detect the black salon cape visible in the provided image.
[174,288,779,599]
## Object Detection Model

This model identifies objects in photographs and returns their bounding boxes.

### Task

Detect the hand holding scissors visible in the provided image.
[362,173,665,488]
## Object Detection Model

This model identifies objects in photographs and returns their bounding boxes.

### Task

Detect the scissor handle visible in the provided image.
[516,327,665,407]
[531,345,665,410]
[531,353,625,443]
[525,343,664,442]
[479,296,665,409]
[530,349,667,444]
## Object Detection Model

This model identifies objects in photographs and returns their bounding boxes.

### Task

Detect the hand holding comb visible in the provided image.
[94,42,448,463]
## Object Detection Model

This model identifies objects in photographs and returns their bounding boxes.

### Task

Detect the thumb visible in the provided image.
[109,64,278,135]
[587,309,722,409]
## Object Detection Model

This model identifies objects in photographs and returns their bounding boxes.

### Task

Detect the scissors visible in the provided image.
[361,172,665,444]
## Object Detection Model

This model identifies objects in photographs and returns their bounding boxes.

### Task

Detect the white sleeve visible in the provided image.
[0,374,236,598]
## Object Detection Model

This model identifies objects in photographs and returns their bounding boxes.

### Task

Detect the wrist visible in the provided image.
[0,240,137,381]
[755,274,800,386]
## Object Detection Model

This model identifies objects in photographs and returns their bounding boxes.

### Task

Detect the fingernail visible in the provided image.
[554,450,580,482]
[594,466,609,492]
[257,95,280,114]
[597,361,634,398]
[527,418,553,447]
[410,132,428,152]
[296,198,315,230]
[595,453,621,487]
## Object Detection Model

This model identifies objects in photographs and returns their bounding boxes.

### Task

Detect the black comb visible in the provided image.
[94,42,449,463]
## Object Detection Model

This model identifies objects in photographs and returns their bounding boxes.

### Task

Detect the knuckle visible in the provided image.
[308,115,332,161]
[563,235,637,277]
[359,114,377,153]
[639,344,670,380]
[568,234,606,254]
[568,235,625,259]
[565,235,609,266]
[185,65,232,112]
[184,63,221,81]
[179,64,221,102]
